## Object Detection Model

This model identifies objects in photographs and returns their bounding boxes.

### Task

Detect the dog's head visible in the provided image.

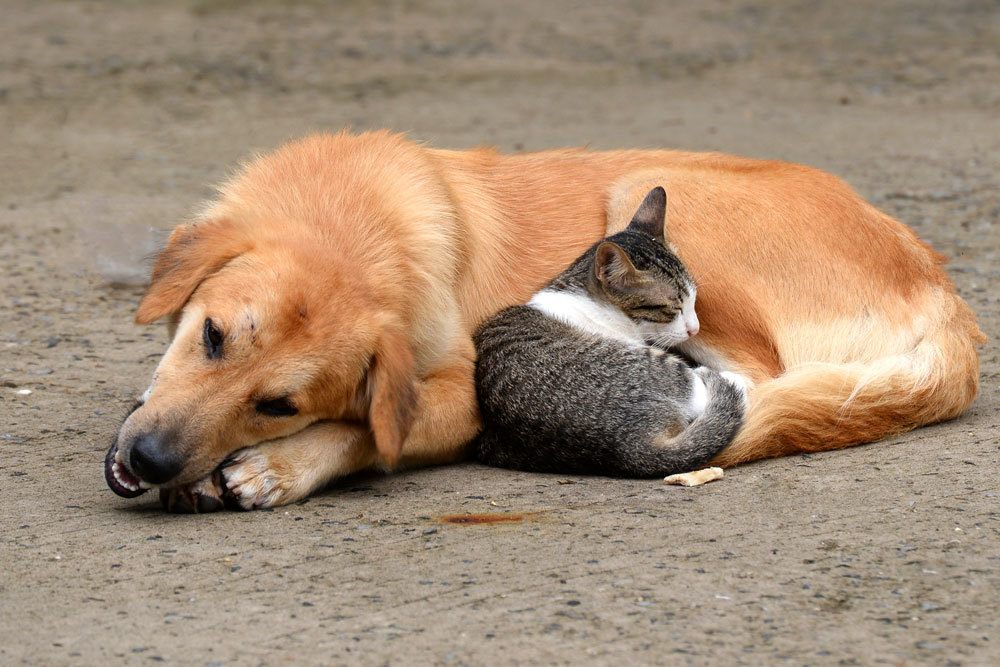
[106,132,464,499]
[106,213,419,498]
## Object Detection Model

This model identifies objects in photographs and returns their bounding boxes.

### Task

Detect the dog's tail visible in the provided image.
[712,292,984,466]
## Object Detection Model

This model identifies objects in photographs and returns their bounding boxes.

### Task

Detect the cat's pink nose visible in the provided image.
[685,316,700,337]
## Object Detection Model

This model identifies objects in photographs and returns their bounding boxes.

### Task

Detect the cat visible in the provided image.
[473,186,748,478]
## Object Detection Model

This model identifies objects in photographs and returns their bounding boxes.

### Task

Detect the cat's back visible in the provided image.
[473,304,584,394]
[475,299,687,430]
[473,303,550,349]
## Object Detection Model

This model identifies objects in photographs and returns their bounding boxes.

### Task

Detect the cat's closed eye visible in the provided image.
[631,305,679,321]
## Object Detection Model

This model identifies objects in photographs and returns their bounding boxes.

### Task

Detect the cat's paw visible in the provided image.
[719,371,752,404]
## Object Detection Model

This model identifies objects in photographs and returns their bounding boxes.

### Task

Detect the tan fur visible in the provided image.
[366,321,419,467]
[120,130,984,508]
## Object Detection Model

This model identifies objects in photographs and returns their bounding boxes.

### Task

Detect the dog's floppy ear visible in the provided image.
[367,324,418,468]
[627,186,667,240]
[135,218,250,324]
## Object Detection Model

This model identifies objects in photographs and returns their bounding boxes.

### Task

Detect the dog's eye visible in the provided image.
[256,397,298,417]
[203,318,224,359]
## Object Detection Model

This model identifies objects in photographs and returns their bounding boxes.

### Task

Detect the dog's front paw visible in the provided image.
[159,472,226,514]
[220,447,302,510]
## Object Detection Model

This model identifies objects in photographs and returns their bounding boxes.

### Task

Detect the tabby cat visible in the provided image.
[473,187,747,477]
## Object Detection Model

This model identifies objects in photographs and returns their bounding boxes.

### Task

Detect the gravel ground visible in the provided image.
[1,1,998,664]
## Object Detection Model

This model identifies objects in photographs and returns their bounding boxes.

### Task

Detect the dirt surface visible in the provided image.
[1,1,998,664]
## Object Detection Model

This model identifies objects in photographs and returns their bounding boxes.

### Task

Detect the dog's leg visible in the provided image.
[221,422,377,510]
[396,359,480,469]
[166,352,480,512]
[155,424,374,513]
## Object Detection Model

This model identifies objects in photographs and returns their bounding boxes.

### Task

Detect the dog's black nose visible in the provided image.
[129,432,183,485]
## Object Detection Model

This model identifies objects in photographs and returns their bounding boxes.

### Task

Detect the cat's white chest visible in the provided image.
[528,289,645,347]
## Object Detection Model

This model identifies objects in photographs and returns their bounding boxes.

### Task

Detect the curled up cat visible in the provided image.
[473,186,749,478]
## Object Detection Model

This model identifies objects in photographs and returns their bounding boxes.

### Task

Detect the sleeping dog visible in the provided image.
[105,131,984,511]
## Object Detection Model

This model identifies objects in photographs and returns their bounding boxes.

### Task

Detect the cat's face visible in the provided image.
[635,286,699,348]
[591,231,700,347]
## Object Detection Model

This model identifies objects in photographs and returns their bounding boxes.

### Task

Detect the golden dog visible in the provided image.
[104,131,984,512]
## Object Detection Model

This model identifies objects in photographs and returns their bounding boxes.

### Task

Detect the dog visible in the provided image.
[104,130,984,512]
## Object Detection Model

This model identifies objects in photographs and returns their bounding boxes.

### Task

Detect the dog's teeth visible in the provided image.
[111,461,143,491]
[139,481,152,490]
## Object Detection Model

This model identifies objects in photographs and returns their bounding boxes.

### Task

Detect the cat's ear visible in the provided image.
[594,242,640,288]
[627,186,667,240]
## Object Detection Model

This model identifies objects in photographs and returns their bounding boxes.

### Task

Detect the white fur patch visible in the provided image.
[528,289,645,347]
[688,372,709,416]
[720,371,752,407]
[681,287,699,334]
[720,371,751,394]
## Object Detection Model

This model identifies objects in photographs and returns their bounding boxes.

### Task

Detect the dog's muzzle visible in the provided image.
[104,443,149,498]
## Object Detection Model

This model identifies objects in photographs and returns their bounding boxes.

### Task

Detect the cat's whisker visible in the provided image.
[689,268,722,288]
